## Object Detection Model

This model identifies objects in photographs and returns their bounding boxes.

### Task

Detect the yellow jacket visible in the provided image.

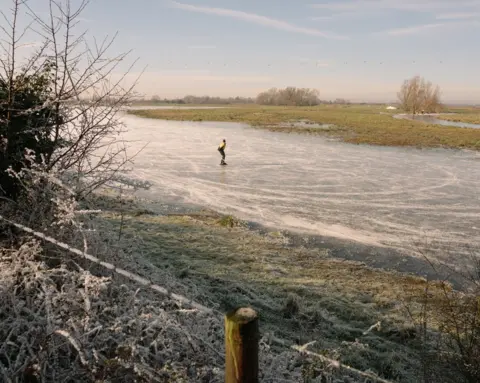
[218,141,226,150]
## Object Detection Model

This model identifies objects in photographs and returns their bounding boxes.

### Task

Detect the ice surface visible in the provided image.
[394,113,480,129]
[120,112,480,268]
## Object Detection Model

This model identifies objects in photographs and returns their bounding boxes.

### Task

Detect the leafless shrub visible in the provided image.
[403,256,480,383]
[0,238,227,382]
[397,76,442,115]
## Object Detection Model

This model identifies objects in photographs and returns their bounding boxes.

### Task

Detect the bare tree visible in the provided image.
[256,87,279,105]
[256,87,320,106]
[420,81,442,114]
[397,76,442,115]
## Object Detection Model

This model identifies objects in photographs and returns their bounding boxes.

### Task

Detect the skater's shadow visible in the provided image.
[219,167,227,184]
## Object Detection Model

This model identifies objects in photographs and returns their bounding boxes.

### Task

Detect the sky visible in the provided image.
[4,0,480,103]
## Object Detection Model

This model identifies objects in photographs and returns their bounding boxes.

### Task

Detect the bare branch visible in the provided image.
[397,75,443,115]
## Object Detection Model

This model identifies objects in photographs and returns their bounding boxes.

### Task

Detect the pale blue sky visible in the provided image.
[6,0,480,102]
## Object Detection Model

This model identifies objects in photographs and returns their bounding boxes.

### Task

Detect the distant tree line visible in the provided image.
[135,89,354,106]
[255,87,322,106]
[147,95,255,105]
[134,76,450,111]
[321,98,351,105]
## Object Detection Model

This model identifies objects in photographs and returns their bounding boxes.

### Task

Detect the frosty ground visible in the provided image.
[95,193,443,382]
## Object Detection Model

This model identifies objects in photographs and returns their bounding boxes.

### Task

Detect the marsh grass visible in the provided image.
[217,214,245,228]
[128,105,480,150]
[91,194,475,382]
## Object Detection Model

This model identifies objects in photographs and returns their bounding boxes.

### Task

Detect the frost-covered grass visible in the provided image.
[1,188,401,383]
[2,184,476,382]
[0,239,225,382]
[4,237,355,382]
[0,222,345,382]
[128,105,480,150]
[93,194,466,382]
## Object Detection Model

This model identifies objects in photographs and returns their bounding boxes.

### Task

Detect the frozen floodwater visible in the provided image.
[393,113,480,129]
[120,112,480,270]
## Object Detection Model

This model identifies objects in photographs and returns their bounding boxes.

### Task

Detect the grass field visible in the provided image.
[92,194,468,382]
[128,104,480,150]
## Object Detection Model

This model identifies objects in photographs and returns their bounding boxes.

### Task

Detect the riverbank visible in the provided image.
[127,105,480,150]
[91,192,471,382]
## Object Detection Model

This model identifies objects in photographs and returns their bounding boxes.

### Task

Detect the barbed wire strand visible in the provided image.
[0,214,394,383]
[0,214,213,313]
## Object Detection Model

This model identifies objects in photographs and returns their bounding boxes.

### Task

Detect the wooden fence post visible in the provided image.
[225,307,259,383]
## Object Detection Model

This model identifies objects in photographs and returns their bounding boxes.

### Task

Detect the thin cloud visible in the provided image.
[310,0,480,12]
[123,71,272,83]
[435,12,480,19]
[311,0,382,11]
[180,75,272,82]
[386,23,447,35]
[309,9,385,20]
[153,70,212,75]
[309,15,335,20]
[34,11,93,23]
[188,45,217,49]
[309,11,360,20]
[384,20,479,35]
[76,17,93,23]
[169,1,348,40]
[17,41,44,49]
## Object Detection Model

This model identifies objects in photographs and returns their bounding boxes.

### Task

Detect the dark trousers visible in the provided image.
[218,148,225,162]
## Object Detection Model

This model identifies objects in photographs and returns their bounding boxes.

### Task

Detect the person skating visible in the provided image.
[218,139,227,165]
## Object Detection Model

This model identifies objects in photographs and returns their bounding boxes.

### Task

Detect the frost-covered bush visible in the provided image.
[0,63,64,201]
[0,239,226,382]
[0,238,373,383]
